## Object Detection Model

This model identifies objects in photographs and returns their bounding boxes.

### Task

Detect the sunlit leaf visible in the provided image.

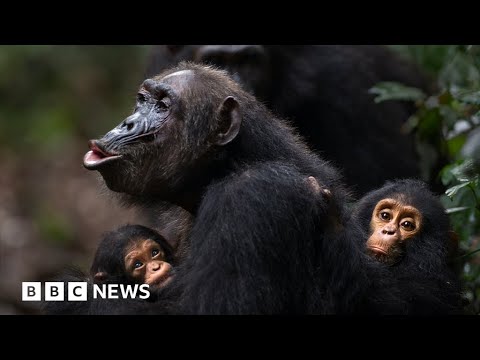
[450,159,478,182]
[440,160,463,186]
[445,206,470,214]
[445,181,472,198]
[369,82,427,103]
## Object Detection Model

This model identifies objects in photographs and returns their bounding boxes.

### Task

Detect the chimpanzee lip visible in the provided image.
[369,246,388,256]
[83,140,122,170]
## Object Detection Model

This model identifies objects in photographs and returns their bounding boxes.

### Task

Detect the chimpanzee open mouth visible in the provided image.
[83,140,122,170]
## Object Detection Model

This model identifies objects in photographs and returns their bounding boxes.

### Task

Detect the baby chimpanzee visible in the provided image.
[90,224,175,289]
[43,224,176,314]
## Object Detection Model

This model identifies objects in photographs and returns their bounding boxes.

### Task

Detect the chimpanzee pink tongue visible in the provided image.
[83,150,104,166]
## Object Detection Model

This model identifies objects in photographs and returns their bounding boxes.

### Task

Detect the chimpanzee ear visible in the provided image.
[93,271,108,282]
[215,96,241,146]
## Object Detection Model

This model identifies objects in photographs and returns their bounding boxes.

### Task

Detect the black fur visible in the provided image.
[139,202,193,263]
[166,162,411,314]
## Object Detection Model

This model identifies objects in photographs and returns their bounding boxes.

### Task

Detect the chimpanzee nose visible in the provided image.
[382,226,397,235]
[150,261,161,271]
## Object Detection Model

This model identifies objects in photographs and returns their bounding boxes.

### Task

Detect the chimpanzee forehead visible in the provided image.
[160,69,195,92]
[142,69,195,98]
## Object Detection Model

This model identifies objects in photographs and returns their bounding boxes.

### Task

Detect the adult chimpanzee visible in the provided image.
[145,45,435,196]
[350,179,465,314]
[83,62,415,315]
[43,224,175,315]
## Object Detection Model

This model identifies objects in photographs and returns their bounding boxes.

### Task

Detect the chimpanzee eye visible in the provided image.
[401,221,415,231]
[380,211,390,221]
[156,98,170,111]
[152,249,159,257]
[134,261,143,269]
[134,93,148,113]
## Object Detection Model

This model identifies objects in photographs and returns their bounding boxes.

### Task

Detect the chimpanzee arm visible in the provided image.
[172,162,331,314]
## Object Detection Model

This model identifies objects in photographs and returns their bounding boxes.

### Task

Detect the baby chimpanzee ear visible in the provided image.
[93,271,108,282]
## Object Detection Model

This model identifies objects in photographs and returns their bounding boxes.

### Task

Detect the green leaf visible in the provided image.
[460,248,480,259]
[416,107,443,141]
[440,162,459,186]
[445,181,473,198]
[440,51,480,89]
[450,159,478,182]
[452,90,480,105]
[438,91,454,105]
[445,206,470,214]
[369,82,427,103]
[446,134,467,158]
[388,45,455,75]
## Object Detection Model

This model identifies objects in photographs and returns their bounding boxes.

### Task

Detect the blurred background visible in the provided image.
[0,45,479,314]
[0,46,150,314]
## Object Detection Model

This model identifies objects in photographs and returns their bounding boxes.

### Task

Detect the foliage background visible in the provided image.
[0,46,149,314]
[379,45,480,313]
[0,45,478,314]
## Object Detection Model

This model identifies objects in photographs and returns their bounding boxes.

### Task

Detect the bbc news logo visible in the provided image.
[22,282,150,301]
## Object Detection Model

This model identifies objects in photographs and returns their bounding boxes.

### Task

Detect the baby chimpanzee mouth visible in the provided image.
[83,140,122,170]
[369,246,388,256]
